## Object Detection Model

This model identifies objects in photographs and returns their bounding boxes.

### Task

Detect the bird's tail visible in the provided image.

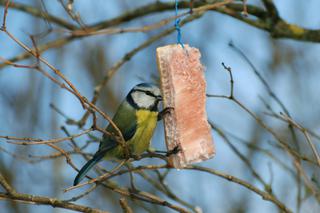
[73,152,105,186]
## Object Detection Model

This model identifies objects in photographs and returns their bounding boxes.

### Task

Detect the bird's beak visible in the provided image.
[157,95,163,101]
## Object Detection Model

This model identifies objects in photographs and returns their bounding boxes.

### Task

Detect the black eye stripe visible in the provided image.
[146,91,155,96]
[134,89,157,98]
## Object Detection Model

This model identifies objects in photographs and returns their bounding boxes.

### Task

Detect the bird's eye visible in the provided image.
[145,91,154,97]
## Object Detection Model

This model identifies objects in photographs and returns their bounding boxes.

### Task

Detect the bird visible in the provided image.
[73,83,163,186]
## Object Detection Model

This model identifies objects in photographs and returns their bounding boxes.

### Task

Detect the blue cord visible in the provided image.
[175,0,184,48]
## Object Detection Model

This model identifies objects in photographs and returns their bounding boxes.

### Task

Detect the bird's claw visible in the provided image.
[158,107,174,121]
[150,146,181,156]
[166,145,181,157]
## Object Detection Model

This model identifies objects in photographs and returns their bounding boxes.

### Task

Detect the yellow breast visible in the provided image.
[128,109,158,155]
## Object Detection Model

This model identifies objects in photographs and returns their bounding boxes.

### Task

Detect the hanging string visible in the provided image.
[174,0,184,48]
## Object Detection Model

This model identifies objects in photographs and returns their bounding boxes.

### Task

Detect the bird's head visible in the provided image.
[126,83,162,111]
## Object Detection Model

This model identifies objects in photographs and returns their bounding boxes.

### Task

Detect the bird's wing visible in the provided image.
[74,102,137,186]
[73,150,105,186]
[99,101,137,151]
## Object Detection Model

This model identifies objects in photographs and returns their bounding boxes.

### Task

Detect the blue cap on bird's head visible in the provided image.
[135,82,157,89]
[126,83,162,111]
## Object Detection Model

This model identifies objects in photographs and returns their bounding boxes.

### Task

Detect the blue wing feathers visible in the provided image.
[73,151,105,186]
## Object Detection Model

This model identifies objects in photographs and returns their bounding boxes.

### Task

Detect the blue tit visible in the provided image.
[73,83,162,186]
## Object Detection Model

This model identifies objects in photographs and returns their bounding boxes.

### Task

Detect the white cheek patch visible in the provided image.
[152,88,161,97]
[131,92,156,109]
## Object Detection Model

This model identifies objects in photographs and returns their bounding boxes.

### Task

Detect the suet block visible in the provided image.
[156,44,215,168]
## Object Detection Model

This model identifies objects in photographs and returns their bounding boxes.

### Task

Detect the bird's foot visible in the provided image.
[165,145,181,157]
[158,107,174,121]
[129,154,141,161]
[150,146,181,157]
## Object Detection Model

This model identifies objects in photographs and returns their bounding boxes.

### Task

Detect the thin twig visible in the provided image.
[207,63,320,202]
[185,165,293,213]
[1,128,93,145]
[0,172,107,212]
[1,0,10,30]
[275,113,320,167]
[64,160,127,192]
[0,192,108,213]
[119,198,133,213]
